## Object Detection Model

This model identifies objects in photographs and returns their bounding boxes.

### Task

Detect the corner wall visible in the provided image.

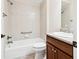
[40,0,47,40]
[47,0,61,33]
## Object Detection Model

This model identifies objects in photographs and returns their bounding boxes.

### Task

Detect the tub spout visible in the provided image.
[7,41,13,44]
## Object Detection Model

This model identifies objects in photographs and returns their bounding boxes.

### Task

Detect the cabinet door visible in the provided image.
[47,43,55,59]
[58,49,72,59]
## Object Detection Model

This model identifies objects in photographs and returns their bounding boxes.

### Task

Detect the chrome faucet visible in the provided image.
[7,36,12,39]
[7,41,13,44]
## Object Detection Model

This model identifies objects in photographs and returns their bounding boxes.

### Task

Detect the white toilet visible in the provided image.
[33,42,46,59]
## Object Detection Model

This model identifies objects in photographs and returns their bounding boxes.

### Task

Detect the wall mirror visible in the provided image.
[61,0,74,33]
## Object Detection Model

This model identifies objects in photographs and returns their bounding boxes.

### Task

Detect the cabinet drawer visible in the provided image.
[47,35,73,56]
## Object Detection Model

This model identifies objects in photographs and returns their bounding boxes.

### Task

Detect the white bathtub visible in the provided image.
[5,38,45,59]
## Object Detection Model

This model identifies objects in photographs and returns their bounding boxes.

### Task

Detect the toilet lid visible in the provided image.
[33,42,46,48]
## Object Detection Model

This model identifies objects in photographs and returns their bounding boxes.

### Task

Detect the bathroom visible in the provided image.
[1,0,77,59]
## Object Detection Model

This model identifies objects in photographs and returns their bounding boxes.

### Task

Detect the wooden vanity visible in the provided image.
[46,35,73,59]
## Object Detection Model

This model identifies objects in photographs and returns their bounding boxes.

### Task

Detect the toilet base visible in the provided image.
[35,51,45,59]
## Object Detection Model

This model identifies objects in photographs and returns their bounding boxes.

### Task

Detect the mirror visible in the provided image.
[61,0,74,33]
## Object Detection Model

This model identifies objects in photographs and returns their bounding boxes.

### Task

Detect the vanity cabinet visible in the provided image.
[47,35,73,59]
[57,49,72,59]
[47,43,57,59]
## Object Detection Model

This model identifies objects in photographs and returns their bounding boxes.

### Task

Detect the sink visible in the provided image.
[52,32,73,38]
[47,32,73,44]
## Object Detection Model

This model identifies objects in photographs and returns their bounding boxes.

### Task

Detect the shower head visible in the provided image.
[10,2,13,5]
[7,0,13,5]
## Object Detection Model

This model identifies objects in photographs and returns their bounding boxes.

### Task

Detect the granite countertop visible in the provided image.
[47,32,73,45]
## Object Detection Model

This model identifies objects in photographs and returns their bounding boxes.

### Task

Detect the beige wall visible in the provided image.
[1,0,12,34]
[47,0,61,33]
[40,0,47,40]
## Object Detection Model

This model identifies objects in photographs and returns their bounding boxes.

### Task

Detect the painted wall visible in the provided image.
[40,0,47,40]
[47,0,61,33]
[1,0,11,59]
[1,0,12,34]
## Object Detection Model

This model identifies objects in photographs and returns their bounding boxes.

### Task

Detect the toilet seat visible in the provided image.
[33,42,46,49]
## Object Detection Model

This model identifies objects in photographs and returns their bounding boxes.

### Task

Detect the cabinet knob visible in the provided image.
[54,50,57,53]
[52,49,54,51]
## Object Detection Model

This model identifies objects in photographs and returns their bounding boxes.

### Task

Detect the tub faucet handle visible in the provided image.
[7,35,12,40]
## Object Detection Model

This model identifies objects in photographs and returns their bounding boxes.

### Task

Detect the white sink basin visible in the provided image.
[47,32,73,44]
[52,32,73,38]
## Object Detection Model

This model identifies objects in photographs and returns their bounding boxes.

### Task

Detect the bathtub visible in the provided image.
[5,38,45,59]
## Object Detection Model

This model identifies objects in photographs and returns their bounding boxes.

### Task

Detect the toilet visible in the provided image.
[33,42,46,59]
